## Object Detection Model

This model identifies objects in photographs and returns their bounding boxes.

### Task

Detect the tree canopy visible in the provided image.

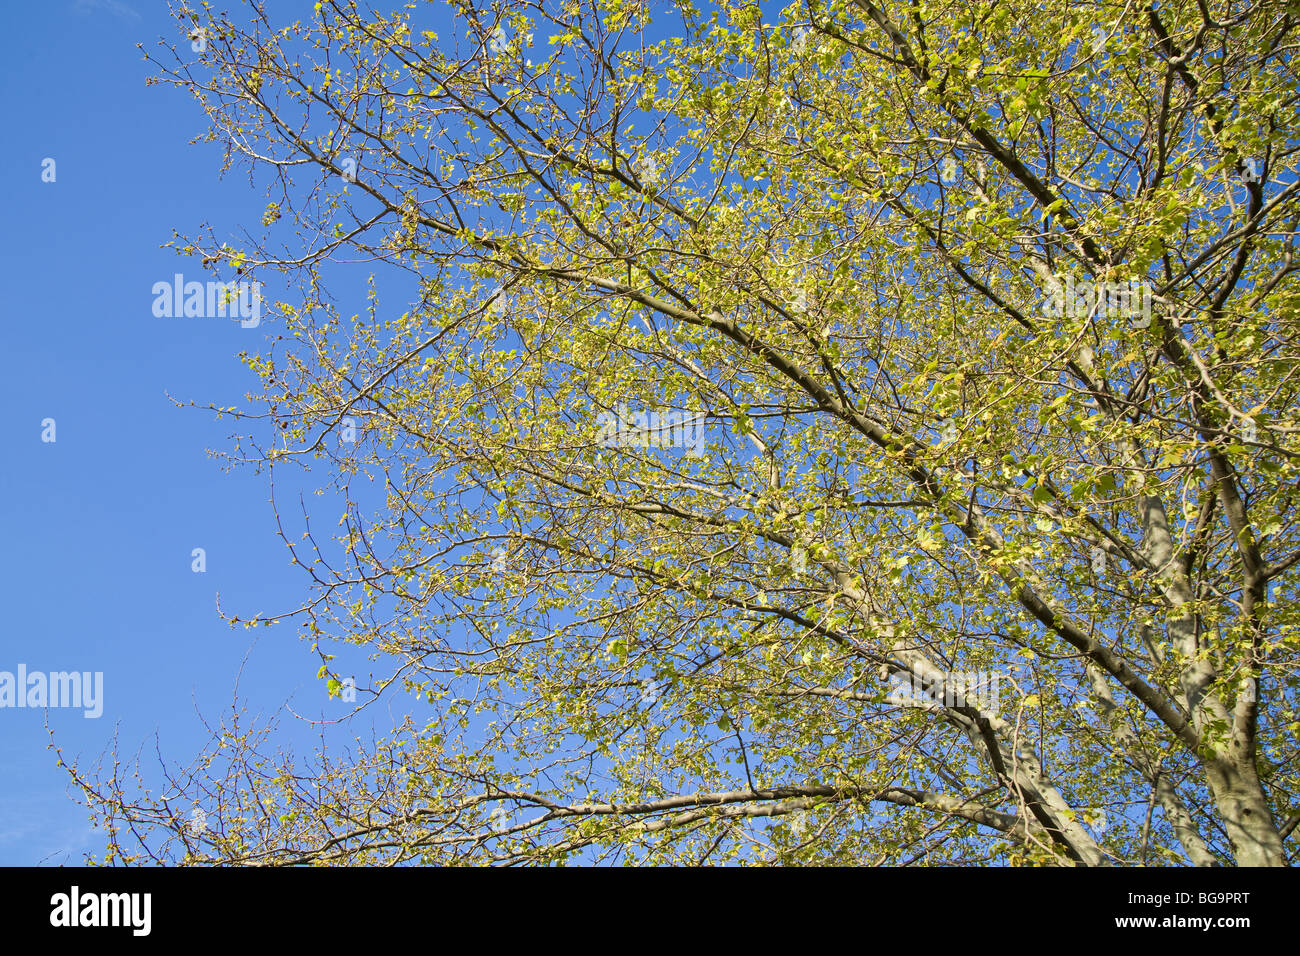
[71,0,1300,865]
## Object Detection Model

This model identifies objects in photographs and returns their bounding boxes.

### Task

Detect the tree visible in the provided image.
[70,0,1300,865]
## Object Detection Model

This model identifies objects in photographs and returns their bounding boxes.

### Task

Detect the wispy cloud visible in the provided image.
[0,791,97,866]
[72,0,141,21]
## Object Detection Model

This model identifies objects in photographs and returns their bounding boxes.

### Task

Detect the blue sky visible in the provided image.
[0,0,745,866]
[0,0,374,864]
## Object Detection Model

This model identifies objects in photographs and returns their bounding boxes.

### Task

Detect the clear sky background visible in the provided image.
[0,0,383,864]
